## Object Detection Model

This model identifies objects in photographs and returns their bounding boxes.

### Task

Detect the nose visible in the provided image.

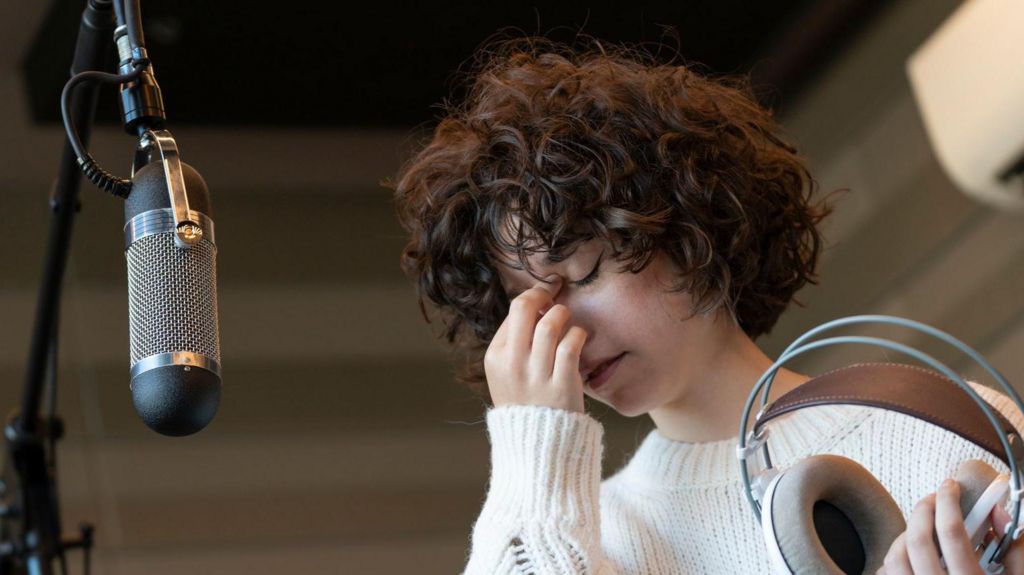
[539,275,563,301]
[546,280,596,342]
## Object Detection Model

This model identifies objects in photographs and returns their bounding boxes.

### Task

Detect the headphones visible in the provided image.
[737,315,1024,574]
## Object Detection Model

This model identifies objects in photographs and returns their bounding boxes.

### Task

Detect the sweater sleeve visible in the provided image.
[462,405,618,575]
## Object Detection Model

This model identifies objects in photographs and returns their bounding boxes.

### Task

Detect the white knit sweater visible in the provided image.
[462,383,1024,574]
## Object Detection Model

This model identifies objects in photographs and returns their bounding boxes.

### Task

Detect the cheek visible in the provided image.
[586,355,664,415]
[608,286,683,342]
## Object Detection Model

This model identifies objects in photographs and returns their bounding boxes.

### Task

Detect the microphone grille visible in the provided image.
[126,232,221,366]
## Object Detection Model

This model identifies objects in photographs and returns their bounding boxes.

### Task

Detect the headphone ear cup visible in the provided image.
[765,454,905,574]
[939,458,1005,550]
[954,459,1001,515]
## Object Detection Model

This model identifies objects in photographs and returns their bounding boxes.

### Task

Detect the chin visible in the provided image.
[601,391,651,418]
[613,406,649,418]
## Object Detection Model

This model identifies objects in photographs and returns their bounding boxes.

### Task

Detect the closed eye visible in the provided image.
[504,251,604,299]
[572,253,603,288]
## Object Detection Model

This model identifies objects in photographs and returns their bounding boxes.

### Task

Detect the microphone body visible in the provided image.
[124,160,221,436]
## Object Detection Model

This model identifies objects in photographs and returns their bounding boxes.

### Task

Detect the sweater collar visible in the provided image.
[614,404,873,488]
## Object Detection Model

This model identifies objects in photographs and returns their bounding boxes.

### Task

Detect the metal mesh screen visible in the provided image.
[126,232,221,366]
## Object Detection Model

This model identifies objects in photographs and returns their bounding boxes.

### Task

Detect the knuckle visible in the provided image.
[557,338,581,357]
[937,518,964,538]
[539,304,566,321]
[535,322,559,337]
[523,286,548,300]
[907,530,932,549]
[883,548,905,568]
[485,346,517,369]
[484,354,503,374]
[538,308,566,328]
[484,339,506,357]
[509,297,532,312]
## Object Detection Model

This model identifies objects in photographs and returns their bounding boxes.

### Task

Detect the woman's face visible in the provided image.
[492,237,737,417]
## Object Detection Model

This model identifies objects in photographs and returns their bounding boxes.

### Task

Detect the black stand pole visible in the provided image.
[3,1,115,573]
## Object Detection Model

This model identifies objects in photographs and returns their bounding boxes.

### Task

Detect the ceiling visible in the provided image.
[23,0,887,129]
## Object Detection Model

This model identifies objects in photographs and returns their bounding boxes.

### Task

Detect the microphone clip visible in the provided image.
[133,130,204,250]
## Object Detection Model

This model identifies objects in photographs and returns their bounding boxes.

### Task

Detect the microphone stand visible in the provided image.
[3,1,118,572]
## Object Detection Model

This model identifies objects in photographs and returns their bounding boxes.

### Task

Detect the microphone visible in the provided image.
[123,132,221,436]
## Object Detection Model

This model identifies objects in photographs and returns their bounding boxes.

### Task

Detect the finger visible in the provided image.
[989,506,1024,574]
[506,276,562,356]
[882,533,914,575]
[528,304,570,381]
[934,479,982,574]
[990,505,1011,537]
[552,326,588,388]
[905,493,944,574]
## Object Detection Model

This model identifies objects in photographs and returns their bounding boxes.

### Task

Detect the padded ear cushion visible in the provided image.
[954,459,1000,516]
[769,454,906,574]
[930,458,1003,551]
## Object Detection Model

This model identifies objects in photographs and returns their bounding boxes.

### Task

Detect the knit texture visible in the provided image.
[461,383,1024,574]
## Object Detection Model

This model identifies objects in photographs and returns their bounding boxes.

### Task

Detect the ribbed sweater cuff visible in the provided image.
[483,405,604,526]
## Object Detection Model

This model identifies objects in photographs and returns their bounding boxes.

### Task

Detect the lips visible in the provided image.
[583,352,625,382]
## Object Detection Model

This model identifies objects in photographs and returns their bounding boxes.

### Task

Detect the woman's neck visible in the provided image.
[648,324,810,444]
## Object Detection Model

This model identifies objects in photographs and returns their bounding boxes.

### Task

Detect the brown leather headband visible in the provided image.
[753,362,1022,466]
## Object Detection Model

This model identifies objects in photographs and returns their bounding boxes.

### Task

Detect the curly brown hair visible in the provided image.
[388,37,839,396]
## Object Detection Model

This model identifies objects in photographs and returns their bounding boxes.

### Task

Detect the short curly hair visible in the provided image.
[389,37,838,396]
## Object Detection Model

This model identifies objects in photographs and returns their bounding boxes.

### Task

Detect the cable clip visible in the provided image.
[1006,520,1024,542]
[736,426,770,461]
[1010,486,1024,505]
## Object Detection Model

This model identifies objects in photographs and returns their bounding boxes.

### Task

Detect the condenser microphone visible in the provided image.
[124,130,221,436]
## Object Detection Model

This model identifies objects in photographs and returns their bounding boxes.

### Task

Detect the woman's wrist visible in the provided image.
[483,404,604,525]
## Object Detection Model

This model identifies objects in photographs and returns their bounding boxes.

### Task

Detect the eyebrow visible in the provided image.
[498,252,558,269]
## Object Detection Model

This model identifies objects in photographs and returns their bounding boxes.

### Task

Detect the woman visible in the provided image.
[390,37,1024,574]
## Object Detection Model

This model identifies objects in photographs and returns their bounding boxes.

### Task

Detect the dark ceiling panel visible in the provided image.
[24,0,881,129]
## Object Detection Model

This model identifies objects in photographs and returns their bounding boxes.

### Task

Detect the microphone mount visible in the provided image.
[134,130,202,249]
[11,1,167,572]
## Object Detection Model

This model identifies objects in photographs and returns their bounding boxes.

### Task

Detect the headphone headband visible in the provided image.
[753,362,1023,466]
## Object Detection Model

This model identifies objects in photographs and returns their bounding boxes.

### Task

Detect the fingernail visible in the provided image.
[941,478,956,489]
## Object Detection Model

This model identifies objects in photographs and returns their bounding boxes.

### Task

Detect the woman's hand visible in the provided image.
[484,275,589,413]
[878,478,1024,574]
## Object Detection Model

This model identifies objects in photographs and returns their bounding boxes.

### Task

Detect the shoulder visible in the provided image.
[968,380,1024,433]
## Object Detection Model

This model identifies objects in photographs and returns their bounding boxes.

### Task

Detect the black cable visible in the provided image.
[61,0,154,198]
[59,64,145,197]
